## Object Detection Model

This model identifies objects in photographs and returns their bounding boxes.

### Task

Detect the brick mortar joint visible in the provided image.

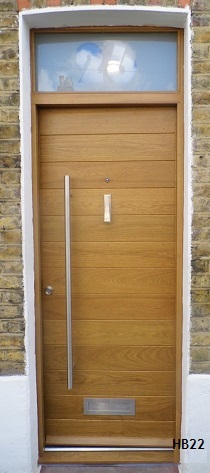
[0,345,25,347]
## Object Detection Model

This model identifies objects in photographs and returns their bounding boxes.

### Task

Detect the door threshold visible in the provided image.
[45,447,174,452]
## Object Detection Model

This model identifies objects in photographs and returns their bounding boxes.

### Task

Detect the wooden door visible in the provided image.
[39,105,178,452]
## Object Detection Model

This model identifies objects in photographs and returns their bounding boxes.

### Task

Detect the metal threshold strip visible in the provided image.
[45,447,173,452]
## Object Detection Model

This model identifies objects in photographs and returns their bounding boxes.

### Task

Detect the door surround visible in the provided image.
[19,5,191,469]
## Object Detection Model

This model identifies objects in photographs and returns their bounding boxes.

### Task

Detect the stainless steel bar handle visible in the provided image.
[64,175,73,389]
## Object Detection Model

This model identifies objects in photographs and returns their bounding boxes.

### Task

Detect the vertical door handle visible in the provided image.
[64,175,73,389]
[104,194,111,223]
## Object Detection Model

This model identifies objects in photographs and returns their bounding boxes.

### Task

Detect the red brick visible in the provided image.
[178,0,191,6]
[17,0,30,10]
[47,0,61,5]
[90,0,117,4]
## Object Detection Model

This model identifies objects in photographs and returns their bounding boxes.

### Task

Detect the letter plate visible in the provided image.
[84,398,135,416]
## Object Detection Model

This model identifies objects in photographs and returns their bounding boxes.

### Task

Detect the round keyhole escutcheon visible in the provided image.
[44,286,53,296]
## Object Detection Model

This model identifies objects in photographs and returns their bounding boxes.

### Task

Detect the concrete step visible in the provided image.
[41,464,179,473]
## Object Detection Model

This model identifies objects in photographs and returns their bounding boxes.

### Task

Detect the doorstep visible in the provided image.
[40,464,179,473]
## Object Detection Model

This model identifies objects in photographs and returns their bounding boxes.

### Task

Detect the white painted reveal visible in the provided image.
[1,5,209,473]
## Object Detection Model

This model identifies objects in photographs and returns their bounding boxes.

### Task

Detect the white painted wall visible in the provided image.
[179,376,210,473]
[0,377,39,473]
[0,6,209,473]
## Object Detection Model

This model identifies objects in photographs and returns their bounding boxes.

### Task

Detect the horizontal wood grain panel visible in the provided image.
[44,370,175,396]
[45,395,175,421]
[40,161,175,189]
[39,107,176,135]
[40,134,175,162]
[35,90,180,105]
[40,188,175,216]
[44,320,174,346]
[41,242,175,268]
[46,419,174,439]
[41,215,175,242]
[44,345,175,371]
[37,101,181,453]
[42,267,175,295]
[42,295,175,321]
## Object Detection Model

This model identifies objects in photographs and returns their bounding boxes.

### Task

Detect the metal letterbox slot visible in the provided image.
[84,398,135,416]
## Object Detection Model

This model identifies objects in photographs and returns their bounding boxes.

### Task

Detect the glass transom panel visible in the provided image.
[35,33,177,92]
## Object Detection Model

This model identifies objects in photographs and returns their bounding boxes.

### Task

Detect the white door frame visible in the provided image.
[19,5,192,471]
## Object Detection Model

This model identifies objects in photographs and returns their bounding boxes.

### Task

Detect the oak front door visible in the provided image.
[39,104,179,460]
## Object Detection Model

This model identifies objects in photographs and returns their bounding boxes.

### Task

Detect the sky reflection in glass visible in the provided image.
[35,33,177,92]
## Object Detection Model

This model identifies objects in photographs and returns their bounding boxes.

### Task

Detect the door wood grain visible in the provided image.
[41,215,175,242]
[42,295,175,321]
[39,105,179,453]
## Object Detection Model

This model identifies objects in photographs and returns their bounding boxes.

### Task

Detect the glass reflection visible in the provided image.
[35,33,177,92]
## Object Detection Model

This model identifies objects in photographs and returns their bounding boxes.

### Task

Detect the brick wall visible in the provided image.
[191,0,210,374]
[0,0,24,375]
[0,0,209,375]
